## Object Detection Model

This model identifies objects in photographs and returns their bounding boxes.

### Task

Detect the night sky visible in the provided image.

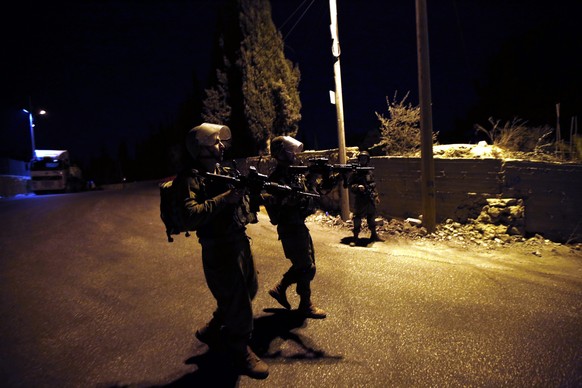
[2,0,581,168]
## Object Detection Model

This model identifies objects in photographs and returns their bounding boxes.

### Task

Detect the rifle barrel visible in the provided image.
[204,171,319,198]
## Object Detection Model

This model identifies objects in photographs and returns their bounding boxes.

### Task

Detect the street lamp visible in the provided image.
[22,108,46,159]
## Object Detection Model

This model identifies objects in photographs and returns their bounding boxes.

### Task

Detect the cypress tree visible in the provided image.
[202,0,301,157]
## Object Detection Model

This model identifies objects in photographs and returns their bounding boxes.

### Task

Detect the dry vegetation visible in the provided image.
[372,91,582,163]
[373,91,438,156]
[474,117,581,162]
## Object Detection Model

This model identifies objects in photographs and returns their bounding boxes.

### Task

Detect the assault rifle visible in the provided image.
[290,157,374,175]
[204,166,319,212]
[288,157,374,190]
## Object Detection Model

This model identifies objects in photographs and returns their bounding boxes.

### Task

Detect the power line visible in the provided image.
[281,0,317,42]
[278,0,310,30]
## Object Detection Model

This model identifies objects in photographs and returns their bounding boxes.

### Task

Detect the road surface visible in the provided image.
[0,181,581,387]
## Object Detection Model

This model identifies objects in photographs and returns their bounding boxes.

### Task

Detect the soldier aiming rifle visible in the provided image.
[180,123,269,379]
[288,157,375,194]
[345,151,383,244]
[263,136,327,319]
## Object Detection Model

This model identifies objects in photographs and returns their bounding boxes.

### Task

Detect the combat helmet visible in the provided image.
[357,150,371,165]
[270,136,304,162]
[186,123,231,159]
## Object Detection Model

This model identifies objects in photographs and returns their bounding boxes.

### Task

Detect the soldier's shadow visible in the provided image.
[154,348,239,388]
[153,309,337,388]
[340,236,374,247]
[252,308,317,357]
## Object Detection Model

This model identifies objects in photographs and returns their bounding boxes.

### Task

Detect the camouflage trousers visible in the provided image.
[200,231,258,341]
[277,223,316,299]
[353,197,377,235]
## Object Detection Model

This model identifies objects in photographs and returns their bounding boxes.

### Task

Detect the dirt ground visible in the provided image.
[307,210,582,262]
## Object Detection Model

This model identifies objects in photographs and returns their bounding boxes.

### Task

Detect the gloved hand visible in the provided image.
[217,188,245,204]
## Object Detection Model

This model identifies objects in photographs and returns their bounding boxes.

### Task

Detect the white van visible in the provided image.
[30,150,84,193]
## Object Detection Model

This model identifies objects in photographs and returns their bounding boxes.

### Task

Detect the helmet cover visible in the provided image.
[186,123,231,159]
[270,135,303,161]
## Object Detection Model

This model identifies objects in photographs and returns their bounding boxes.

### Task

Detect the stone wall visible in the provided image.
[501,161,582,243]
[370,157,582,243]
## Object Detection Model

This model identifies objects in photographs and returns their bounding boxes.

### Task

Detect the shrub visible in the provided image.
[474,117,553,153]
[374,91,437,156]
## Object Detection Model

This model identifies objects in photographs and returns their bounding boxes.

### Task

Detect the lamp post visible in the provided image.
[22,107,46,159]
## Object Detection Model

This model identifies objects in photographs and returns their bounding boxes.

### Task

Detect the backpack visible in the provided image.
[159,174,195,242]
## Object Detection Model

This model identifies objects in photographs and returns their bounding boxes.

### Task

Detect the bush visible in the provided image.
[374,91,437,156]
[474,117,554,153]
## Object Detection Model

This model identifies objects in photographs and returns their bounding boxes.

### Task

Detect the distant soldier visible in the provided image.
[346,151,383,244]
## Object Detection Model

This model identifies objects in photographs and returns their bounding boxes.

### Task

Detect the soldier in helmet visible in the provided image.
[263,135,327,319]
[183,123,269,379]
[346,150,383,244]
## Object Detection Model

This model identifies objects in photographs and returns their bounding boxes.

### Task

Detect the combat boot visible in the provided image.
[195,319,222,348]
[350,232,359,247]
[231,344,269,379]
[269,283,291,309]
[370,231,384,242]
[370,228,384,241]
[298,300,327,319]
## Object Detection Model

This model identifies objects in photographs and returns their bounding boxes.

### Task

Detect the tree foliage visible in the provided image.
[202,0,301,157]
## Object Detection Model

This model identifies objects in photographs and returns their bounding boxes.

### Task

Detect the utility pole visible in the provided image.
[415,0,436,232]
[556,103,561,157]
[329,0,350,221]
[25,96,36,159]
[23,97,46,160]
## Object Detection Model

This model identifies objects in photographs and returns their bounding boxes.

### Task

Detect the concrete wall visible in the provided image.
[370,157,582,243]
[501,161,582,243]
[0,175,30,198]
[0,158,29,176]
[0,158,31,198]
[372,157,503,221]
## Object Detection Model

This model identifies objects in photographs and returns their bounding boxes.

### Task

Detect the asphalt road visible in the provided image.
[1,181,581,387]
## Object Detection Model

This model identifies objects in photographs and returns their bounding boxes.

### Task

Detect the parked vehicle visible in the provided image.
[29,150,84,193]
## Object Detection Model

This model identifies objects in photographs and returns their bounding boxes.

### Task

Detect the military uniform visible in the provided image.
[185,165,258,346]
[181,121,268,379]
[263,163,326,319]
[347,165,381,241]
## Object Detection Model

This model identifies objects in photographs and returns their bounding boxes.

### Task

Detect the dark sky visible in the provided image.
[2,0,581,167]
